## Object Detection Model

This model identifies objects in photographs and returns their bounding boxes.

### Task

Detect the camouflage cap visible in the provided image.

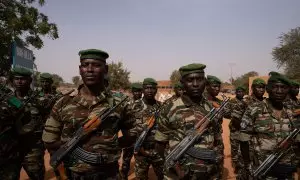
[179,63,206,77]
[236,86,246,91]
[79,49,109,62]
[173,82,183,89]
[268,71,290,86]
[207,75,221,84]
[40,73,53,81]
[131,82,143,90]
[252,78,266,86]
[290,79,300,87]
[11,67,32,77]
[143,78,157,85]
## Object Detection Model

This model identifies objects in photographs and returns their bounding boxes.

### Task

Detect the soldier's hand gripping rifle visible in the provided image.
[133,107,162,155]
[252,128,300,179]
[164,97,230,170]
[50,96,129,168]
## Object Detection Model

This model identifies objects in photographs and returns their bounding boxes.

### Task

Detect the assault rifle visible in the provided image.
[50,96,129,168]
[252,128,300,179]
[134,106,162,154]
[164,97,230,170]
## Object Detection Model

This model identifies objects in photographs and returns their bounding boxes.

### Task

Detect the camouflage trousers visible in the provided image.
[120,146,134,180]
[0,160,22,180]
[22,144,45,180]
[230,132,245,179]
[65,162,119,180]
[134,149,164,180]
[214,133,224,179]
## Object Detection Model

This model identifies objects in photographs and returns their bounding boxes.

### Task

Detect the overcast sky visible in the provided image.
[32,0,300,83]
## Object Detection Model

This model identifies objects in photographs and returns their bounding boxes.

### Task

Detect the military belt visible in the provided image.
[70,147,109,165]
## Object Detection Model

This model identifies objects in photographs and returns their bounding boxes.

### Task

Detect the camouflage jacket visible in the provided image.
[283,96,300,110]
[42,85,135,173]
[228,97,247,131]
[240,98,300,167]
[155,95,221,167]
[130,98,161,148]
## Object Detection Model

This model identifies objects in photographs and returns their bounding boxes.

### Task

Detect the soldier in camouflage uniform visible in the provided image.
[227,86,247,179]
[0,77,24,180]
[132,78,164,180]
[284,79,299,109]
[165,82,183,103]
[42,49,136,180]
[240,72,300,179]
[120,82,143,180]
[155,63,221,180]
[204,75,227,179]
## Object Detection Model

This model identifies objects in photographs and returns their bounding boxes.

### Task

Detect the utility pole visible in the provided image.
[228,63,235,84]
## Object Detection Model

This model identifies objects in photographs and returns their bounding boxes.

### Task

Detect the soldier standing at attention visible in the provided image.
[132,78,164,180]
[155,64,221,179]
[167,82,184,102]
[0,68,35,180]
[120,82,143,180]
[284,80,299,109]
[227,86,247,179]
[240,72,300,179]
[204,75,227,179]
[42,49,136,180]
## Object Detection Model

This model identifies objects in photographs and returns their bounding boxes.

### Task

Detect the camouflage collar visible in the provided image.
[181,94,207,107]
[71,85,110,108]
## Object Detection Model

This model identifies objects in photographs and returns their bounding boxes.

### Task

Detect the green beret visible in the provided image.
[143,78,157,85]
[179,63,206,77]
[78,49,109,61]
[131,82,143,90]
[252,78,266,86]
[40,73,53,81]
[174,82,183,89]
[268,71,290,86]
[207,75,221,84]
[11,67,32,76]
[290,80,300,87]
[236,86,246,91]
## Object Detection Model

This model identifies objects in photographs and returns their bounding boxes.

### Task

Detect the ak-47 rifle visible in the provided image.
[252,128,300,179]
[164,97,230,170]
[50,96,129,168]
[133,106,162,154]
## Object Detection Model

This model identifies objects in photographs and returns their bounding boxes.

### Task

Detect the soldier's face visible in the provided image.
[236,89,245,99]
[40,80,52,90]
[267,82,289,102]
[206,83,220,97]
[79,59,106,86]
[290,85,299,97]
[174,88,183,97]
[13,76,31,90]
[252,84,265,98]
[181,72,206,98]
[132,89,142,100]
[143,84,157,100]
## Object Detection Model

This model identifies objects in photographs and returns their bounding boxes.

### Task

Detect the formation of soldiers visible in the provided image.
[0,48,299,180]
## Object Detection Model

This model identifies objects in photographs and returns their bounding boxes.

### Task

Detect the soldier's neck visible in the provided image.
[255,95,264,101]
[42,88,52,94]
[269,98,283,110]
[81,84,104,98]
[15,88,30,98]
[143,97,156,105]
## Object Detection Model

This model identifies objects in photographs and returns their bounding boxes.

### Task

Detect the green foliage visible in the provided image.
[170,70,181,86]
[72,76,81,86]
[0,0,59,75]
[272,27,300,81]
[107,61,130,90]
[232,71,259,92]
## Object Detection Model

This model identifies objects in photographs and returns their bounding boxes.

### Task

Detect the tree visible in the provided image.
[51,74,63,87]
[232,71,259,91]
[0,0,59,75]
[272,27,300,81]
[170,70,181,85]
[107,61,130,90]
[72,76,81,86]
